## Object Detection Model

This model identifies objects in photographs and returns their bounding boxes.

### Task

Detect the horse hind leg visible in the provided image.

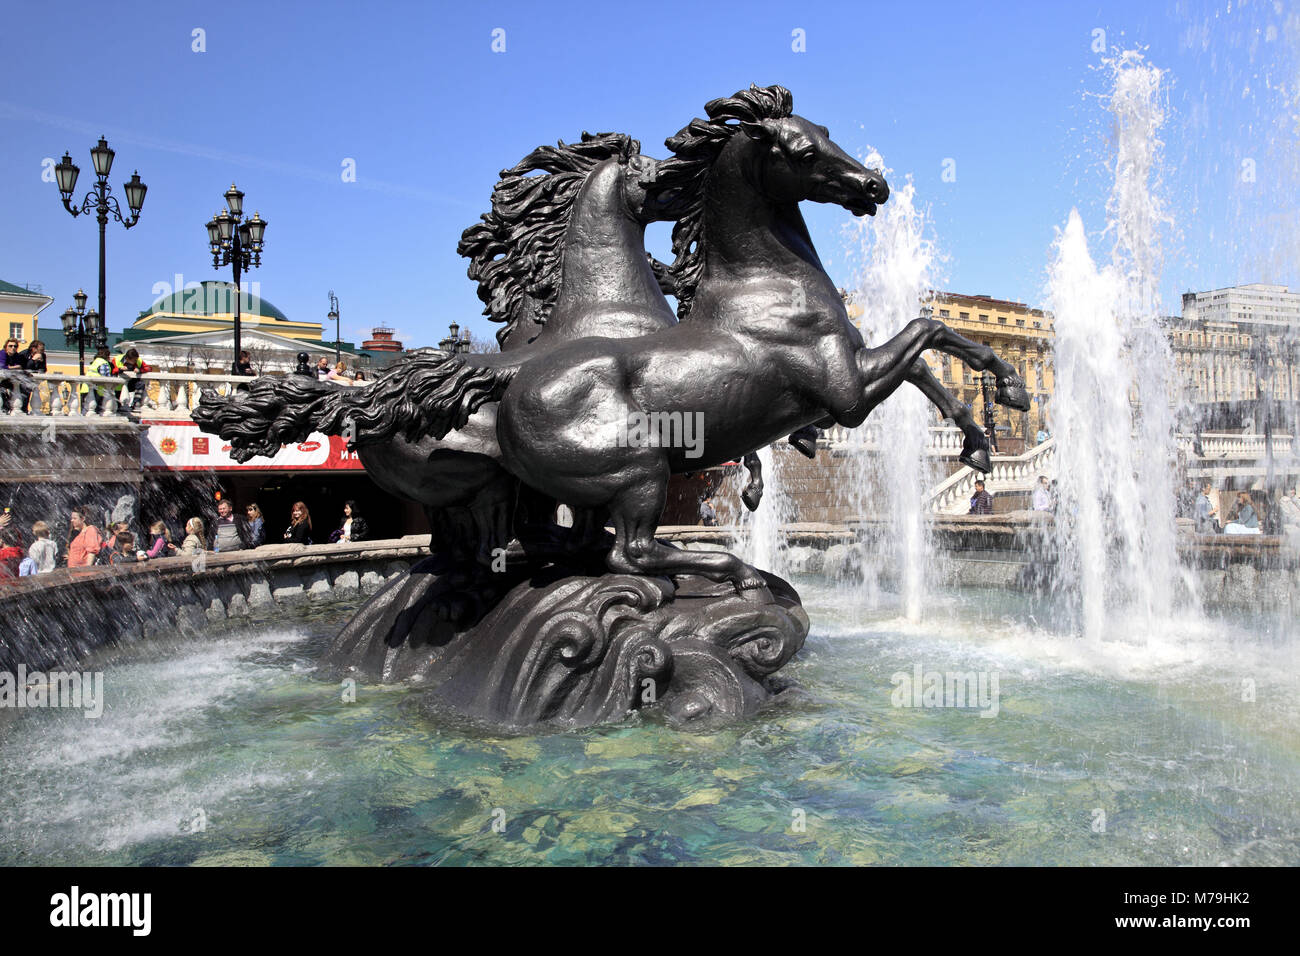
[787,424,820,459]
[740,451,764,511]
[607,467,769,599]
[904,359,991,474]
[742,425,821,512]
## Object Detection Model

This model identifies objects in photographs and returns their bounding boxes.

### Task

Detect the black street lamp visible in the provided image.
[54,138,147,345]
[58,288,103,376]
[205,184,267,374]
[328,290,341,364]
[1249,335,1277,529]
[438,321,470,354]
[980,371,999,454]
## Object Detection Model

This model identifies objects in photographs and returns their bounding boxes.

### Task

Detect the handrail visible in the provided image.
[926,437,1058,514]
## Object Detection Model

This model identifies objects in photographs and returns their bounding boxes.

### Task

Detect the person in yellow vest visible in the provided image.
[112,347,150,410]
[80,346,116,415]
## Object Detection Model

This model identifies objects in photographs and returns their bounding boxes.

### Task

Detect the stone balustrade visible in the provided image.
[821,423,966,454]
[0,370,254,420]
[927,437,1058,514]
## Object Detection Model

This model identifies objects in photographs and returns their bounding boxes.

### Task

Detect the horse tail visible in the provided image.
[193,376,351,463]
[193,352,521,460]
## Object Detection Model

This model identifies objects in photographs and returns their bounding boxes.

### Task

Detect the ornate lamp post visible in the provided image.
[53,139,147,344]
[1249,335,1277,529]
[328,290,341,364]
[205,184,266,374]
[438,321,471,354]
[980,371,999,454]
[58,288,103,376]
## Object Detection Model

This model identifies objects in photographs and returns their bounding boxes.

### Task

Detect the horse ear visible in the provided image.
[740,119,777,143]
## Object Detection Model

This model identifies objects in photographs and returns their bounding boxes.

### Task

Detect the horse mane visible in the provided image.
[648,84,794,320]
[458,131,641,348]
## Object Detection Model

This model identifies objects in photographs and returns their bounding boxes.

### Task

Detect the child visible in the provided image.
[28,521,57,573]
[145,520,177,559]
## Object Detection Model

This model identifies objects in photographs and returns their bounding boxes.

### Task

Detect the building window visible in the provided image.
[1016,319,1025,327]
[939,309,951,318]
[998,316,1007,324]
[959,312,969,320]
[8,322,22,342]
[1033,321,1042,328]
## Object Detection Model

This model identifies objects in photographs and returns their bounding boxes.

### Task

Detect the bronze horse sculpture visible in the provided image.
[195,84,1027,729]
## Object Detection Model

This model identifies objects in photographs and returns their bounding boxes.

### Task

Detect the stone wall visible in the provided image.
[0,536,431,674]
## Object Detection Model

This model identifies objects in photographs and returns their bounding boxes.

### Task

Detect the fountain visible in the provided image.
[1047,51,1185,640]
[192,84,1028,732]
[2,44,1296,870]
[840,164,941,621]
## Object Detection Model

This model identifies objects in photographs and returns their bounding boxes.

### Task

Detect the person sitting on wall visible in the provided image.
[329,500,368,543]
[234,350,255,376]
[0,338,34,413]
[1223,490,1260,535]
[8,339,47,413]
[315,357,332,381]
[209,498,253,553]
[112,347,150,410]
[969,479,994,515]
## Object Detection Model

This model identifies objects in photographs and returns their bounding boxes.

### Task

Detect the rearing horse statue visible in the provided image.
[226,85,1026,595]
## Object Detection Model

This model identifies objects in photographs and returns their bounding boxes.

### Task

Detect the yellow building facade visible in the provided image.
[843,289,1057,442]
[0,279,54,350]
[924,292,1056,441]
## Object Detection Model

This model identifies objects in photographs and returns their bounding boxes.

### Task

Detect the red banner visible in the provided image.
[142,420,364,471]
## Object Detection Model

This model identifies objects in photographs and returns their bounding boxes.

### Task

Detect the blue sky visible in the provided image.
[1,0,1295,347]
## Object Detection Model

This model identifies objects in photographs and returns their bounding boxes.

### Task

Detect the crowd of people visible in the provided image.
[2,344,373,416]
[0,498,372,579]
[0,338,154,415]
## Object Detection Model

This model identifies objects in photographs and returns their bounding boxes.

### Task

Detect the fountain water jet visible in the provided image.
[841,162,941,622]
[1047,51,1186,641]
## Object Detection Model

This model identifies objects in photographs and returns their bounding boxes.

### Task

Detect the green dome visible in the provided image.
[141,280,290,323]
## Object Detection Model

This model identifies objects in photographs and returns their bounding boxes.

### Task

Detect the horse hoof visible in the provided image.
[960,447,992,473]
[995,384,1032,412]
[788,429,819,459]
[741,485,763,512]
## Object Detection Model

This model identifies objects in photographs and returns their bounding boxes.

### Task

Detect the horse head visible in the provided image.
[729,112,889,217]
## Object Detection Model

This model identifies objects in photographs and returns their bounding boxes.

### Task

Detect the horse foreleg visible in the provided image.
[857,317,949,413]
[904,359,991,473]
[917,324,1032,412]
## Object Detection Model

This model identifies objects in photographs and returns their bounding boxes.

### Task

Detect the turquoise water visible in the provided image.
[1,578,1296,865]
